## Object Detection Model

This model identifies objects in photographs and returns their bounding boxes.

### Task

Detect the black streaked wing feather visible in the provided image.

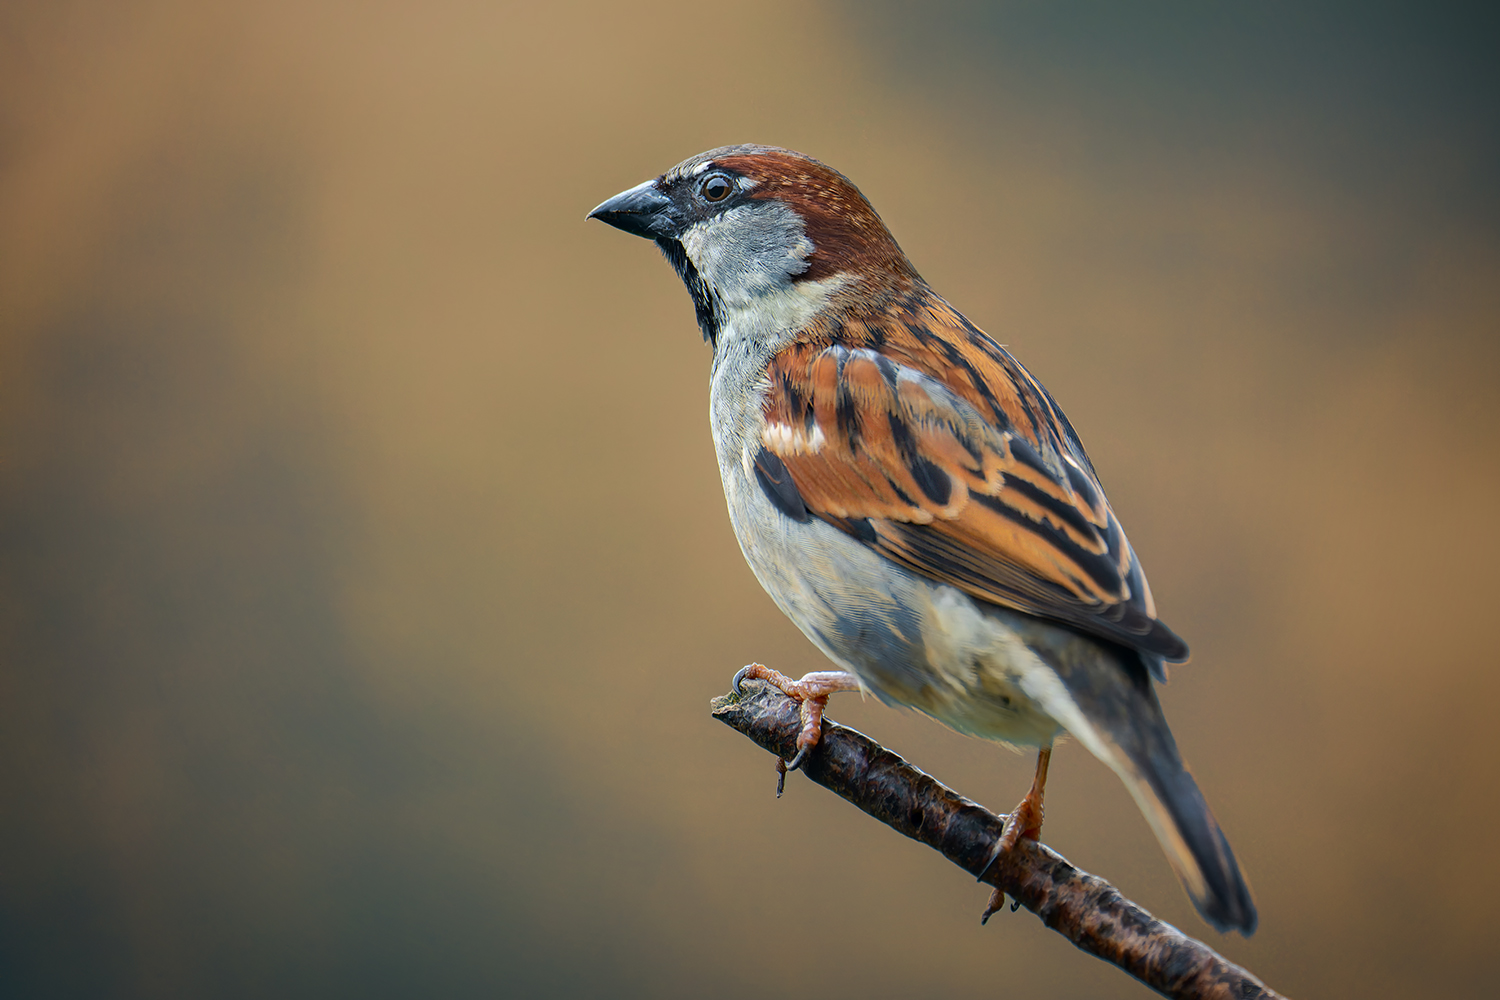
[761,335,1187,665]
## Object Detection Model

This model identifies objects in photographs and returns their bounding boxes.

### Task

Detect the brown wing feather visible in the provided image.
[762,289,1188,664]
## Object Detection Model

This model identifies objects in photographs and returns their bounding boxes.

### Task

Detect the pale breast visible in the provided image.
[708,344,1064,749]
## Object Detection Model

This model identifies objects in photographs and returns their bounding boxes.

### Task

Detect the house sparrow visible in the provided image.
[588,145,1256,936]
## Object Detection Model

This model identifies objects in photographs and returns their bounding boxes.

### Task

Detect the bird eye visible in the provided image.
[701,174,733,202]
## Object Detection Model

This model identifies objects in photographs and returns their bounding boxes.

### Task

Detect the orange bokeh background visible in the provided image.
[3,3,1496,997]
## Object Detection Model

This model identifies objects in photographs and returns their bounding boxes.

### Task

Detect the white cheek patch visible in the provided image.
[762,421,826,454]
[681,202,815,306]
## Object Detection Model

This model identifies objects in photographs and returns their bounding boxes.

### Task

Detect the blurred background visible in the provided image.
[2,1,1496,996]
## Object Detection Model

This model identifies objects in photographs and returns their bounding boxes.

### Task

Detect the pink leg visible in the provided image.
[733,663,860,790]
[979,742,1052,924]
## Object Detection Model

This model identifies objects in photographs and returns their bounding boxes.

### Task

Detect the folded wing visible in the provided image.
[759,298,1188,667]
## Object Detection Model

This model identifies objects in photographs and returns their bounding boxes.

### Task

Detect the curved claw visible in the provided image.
[784,744,811,773]
[732,665,752,695]
[976,827,1007,882]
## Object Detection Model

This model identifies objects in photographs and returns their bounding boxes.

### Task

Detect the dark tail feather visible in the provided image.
[1015,623,1257,934]
[1117,737,1258,935]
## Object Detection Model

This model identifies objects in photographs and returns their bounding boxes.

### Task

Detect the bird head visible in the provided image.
[589,145,918,346]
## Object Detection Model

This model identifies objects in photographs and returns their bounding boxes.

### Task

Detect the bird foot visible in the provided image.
[978,745,1051,924]
[732,664,859,794]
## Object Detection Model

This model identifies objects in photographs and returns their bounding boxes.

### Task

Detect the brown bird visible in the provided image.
[589,145,1256,935]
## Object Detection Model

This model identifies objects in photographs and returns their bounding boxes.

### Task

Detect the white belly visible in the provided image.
[708,358,1063,748]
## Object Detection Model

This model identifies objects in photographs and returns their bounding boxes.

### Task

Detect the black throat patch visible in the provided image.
[656,238,724,347]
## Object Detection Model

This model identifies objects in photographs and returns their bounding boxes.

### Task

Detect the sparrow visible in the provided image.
[588,145,1257,935]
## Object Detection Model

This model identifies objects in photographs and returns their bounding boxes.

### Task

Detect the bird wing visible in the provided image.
[758,294,1188,664]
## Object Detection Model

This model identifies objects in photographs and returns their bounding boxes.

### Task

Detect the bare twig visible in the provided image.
[712,680,1285,1000]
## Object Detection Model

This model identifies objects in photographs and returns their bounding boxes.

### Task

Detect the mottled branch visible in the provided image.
[711,680,1285,1000]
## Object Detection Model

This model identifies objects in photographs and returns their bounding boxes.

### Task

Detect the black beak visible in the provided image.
[587,180,678,240]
